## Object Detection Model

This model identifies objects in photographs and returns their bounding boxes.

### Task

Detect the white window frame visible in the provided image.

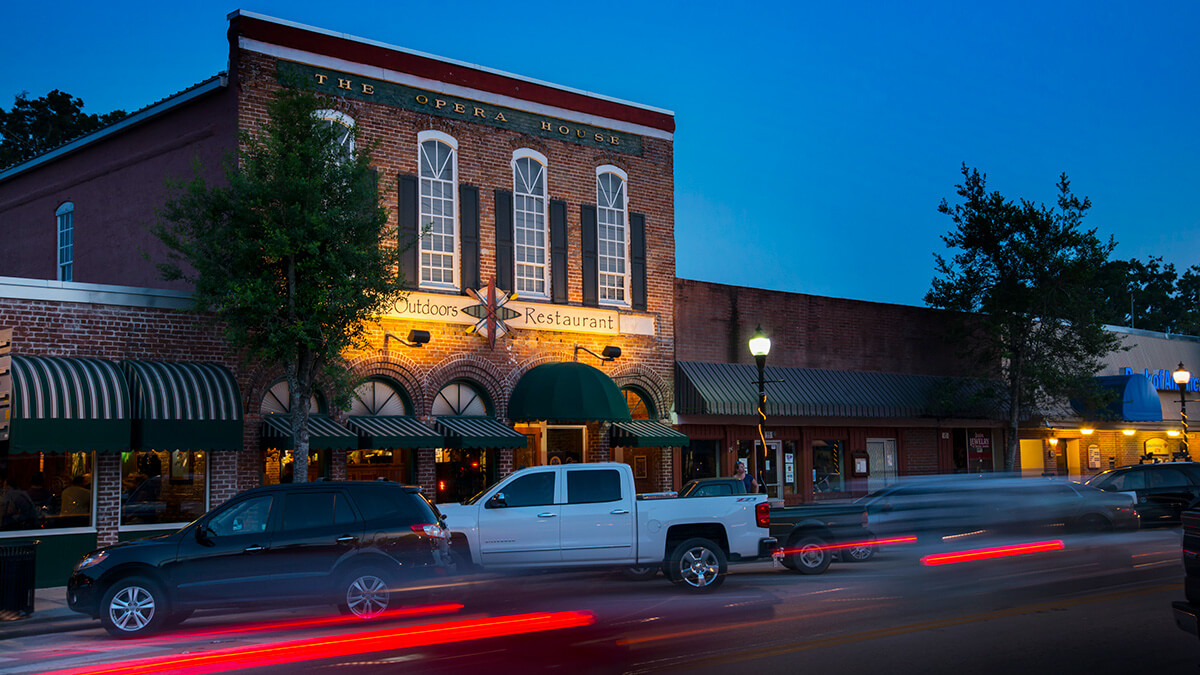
[595,166,630,307]
[417,130,460,290]
[315,109,355,156]
[56,201,74,282]
[512,149,550,300]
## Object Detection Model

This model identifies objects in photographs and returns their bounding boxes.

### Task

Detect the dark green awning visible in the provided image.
[435,416,527,449]
[347,415,443,449]
[123,360,243,451]
[262,415,357,451]
[8,355,130,453]
[507,361,631,423]
[610,420,690,448]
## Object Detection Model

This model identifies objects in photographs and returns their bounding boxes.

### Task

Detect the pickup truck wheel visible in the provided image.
[787,535,832,574]
[667,538,727,591]
[621,565,661,581]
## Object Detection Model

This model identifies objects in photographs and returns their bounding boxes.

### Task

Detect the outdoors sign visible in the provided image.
[383,291,655,337]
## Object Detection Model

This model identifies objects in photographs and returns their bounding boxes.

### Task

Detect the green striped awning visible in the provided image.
[123,360,243,451]
[9,355,131,453]
[610,420,690,448]
[346,416,443,449]
[435,416,527,449]
[262,415,358,451]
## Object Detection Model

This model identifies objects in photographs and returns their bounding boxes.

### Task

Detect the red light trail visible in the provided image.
[920,540,1065,566]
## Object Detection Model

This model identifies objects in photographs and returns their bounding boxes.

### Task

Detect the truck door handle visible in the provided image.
[610,509,630,515]
[243,545,266,553]
[537,512,557,518]
[337,535,357,544]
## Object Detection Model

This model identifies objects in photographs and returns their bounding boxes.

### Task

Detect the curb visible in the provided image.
[0,612,97,640]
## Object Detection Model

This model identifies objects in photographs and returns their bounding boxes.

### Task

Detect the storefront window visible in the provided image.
[120,450,208,527]
[546,427,585,464]
[1,451,94,531]
[813,440,844,493]
[682,440,718,482]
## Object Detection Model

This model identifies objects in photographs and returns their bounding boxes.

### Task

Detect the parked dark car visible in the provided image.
[858,475,1138,545]
[770,502,872,574]
[68,481,453,637]
[1171,507,1200,638]
[678,478,747,498]
[1084,462,1200,526]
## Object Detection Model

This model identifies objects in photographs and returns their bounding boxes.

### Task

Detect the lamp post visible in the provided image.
[748,325,771,495]
[1174,363,1191,461]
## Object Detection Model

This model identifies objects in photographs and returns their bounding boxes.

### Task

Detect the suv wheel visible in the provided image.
[339,568,392,619]
[100,576,169,638]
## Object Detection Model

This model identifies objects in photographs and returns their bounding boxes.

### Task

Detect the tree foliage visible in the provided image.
[0,90,125,169]
[1096,256,1200,336]
[927,164,1121,471]
[153,85,401,482]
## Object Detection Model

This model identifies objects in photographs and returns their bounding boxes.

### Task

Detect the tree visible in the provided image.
[0,90,125,168]
[926,164,1122,472]
[153,85,402,482]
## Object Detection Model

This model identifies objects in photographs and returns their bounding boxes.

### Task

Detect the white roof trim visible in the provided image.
[0,276,192,310]
[239,39,673,142]
[229,10,673,117]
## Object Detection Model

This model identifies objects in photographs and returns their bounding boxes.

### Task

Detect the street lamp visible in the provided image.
[748,325,771,495]
[1174,363,1191,461]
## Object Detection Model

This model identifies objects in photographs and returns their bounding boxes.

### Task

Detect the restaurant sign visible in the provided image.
[384,291,654,337]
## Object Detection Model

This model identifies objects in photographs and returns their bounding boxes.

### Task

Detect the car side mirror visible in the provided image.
[195,523,216,546]
[486,493,507,509]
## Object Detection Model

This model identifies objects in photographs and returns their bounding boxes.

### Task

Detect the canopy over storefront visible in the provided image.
[507,361,631,423]
[675,361,1002,419]
[346,415,443,449]
[610,420,689,448]
[261,415,358,451]
[1070,374,1162,422]
[123,360,243,451]
[434,416,526,449]
[7,355,130,453]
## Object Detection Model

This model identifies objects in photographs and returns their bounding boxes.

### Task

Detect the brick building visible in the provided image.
[672,279,1006,505]
[0,11,682,585]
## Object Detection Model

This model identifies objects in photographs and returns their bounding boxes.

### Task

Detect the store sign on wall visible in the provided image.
[1122,366,1200,392]
[384,291,655,337]
[968,431,991,456]
[277,61,644,156]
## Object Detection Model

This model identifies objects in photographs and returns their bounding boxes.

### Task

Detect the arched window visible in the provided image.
[596,166,628,306]
[260,380,320,415]
[432,380,489,416]
[349,379,410,416]
[513,150,548,298]
[418,130,458,288]
[315,109,355,157]
[622,387,654,420]
[56,202,74,282]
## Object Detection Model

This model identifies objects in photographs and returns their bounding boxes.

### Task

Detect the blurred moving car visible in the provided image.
[858,475,1137,545]
[769,502,872,573]
[1084,462,1200,526]
[68,481,452,638]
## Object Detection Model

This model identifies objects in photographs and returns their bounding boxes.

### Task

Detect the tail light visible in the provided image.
[412,523,449,539]
[756,501,770,528]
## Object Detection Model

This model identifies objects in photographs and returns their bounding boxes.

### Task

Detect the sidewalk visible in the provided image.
[0,587,96,640]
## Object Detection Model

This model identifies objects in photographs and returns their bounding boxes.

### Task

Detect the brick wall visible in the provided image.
[901,428,939,475]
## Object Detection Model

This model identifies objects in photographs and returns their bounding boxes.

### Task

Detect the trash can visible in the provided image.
[0,540,38,620]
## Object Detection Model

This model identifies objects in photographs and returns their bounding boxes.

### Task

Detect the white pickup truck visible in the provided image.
[437,462,776,591]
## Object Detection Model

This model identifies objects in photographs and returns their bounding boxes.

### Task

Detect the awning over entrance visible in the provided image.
[7,355,130,453]
[1070,374,1162,422]
[261,415,358,450]
[123,360,243,451]
[610,420,690,448]
[507,361,631,423]
[346,416,443,449]
[675,361,1001,419]
[435,416,527,449]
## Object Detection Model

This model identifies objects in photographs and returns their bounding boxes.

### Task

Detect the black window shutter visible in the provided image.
[581,204,598,307]
[630,212,647,311]
[460,185,480,291]
[550,199,568,304]
[494,189,514,290]
[398,174,419,289]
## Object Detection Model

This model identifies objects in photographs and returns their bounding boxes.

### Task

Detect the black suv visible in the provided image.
[68,481,452,637]
[1084,462,1200,526]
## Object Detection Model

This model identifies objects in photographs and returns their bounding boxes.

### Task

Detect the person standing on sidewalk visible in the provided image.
[733,462,757,494]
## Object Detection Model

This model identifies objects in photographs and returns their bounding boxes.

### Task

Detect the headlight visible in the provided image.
[74,550,108,572]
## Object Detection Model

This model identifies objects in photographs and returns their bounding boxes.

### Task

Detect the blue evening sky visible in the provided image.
[4,2,1198,307]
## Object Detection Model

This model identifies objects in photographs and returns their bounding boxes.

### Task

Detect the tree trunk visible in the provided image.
[1004,351,1022,473]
